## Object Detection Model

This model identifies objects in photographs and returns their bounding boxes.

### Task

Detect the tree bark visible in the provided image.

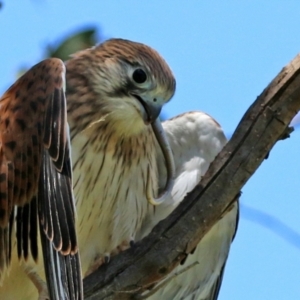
[83,54,300,299]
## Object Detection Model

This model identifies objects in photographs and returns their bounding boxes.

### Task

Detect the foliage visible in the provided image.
[17,27,101,78]
[46,28,100,61]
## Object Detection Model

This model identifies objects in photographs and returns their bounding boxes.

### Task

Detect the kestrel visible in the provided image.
[0,59,82,299]
[65,38,238,299]
[0,38,238,300]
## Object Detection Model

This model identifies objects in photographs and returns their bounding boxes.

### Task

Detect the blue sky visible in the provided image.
[1,1,300,299]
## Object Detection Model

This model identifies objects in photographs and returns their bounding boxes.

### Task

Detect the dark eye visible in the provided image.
[132,69,147,84]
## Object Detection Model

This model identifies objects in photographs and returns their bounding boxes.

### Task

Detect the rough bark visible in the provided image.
[83,54,300,299]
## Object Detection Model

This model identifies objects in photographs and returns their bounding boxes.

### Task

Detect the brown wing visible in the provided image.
[0,58,67,222]
[0,58,82,299]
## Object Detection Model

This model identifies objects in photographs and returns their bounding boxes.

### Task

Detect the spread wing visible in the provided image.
[0,58,83,299]
[140,111,239,300]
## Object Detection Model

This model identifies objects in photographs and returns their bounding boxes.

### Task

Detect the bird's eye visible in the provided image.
[132,69,147,84]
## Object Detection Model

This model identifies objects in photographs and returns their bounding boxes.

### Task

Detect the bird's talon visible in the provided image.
[104,255,110,264]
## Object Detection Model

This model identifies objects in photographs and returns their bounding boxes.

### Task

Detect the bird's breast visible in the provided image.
[71,129,157,274]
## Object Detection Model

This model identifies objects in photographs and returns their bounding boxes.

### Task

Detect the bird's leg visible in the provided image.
[85,239,134,276]
[130,239,135,248]
[84,254,107,277]
[23,266,49,300]
[117,239,132,251]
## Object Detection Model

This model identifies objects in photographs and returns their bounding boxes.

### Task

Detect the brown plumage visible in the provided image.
[65,38,176,275]
[65,38,237,299]
[0,38,237,300]
[0,58,82,299]
[0,38,175,299]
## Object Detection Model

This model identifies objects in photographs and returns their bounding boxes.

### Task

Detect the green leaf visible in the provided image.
[46,27,99,61]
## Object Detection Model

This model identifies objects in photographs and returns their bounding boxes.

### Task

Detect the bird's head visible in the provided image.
[69,38,176,136]
[67,38,176,205]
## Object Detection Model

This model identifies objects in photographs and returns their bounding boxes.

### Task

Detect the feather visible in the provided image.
[0,58,82,299]
[139,111,239,299]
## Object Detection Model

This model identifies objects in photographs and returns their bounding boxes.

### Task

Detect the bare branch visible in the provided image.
[83,54,300,299]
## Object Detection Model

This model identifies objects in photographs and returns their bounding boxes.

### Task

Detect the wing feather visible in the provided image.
[0,58,83,298]
[141,111,238,300]
[204,263,225,300]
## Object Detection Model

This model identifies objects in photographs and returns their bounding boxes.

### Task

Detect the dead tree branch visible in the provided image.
[83,54,300,299]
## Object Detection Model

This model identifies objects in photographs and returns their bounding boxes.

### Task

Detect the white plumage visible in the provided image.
[139,111,238,299]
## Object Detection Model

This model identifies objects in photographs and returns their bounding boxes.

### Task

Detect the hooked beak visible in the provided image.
[132,94,162,124]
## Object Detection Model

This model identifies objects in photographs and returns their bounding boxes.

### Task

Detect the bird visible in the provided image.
[66,38,176,275]
[0,59,83,299]
[0,37,238,299]
[65,38,239,299]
